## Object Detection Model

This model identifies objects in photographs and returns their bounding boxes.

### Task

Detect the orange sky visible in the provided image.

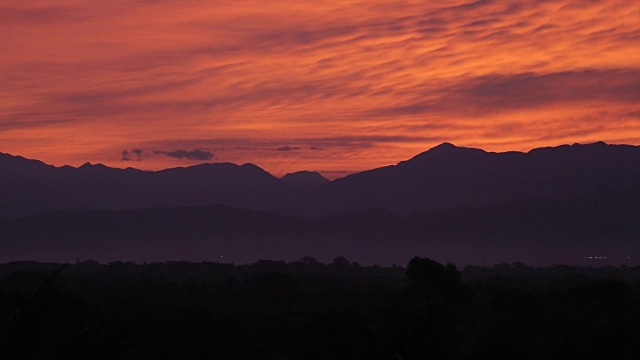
[1,0,639,178]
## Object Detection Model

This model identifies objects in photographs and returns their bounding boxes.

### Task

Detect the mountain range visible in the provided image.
[1,188,638,265]
[1,141,639,265]
[2,141,639,218]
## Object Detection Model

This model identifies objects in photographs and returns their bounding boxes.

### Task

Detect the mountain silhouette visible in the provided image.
[297,141,640,216]
[1,187,638,265]
[280,171,329,192]
[0,153,294,218]
[1,141,639,219]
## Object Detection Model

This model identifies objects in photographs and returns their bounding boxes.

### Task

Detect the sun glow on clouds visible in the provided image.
[1,0,639,177]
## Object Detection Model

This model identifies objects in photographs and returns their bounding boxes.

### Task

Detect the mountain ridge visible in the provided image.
[298,141,640,216]
[1,141,639,219]
[2,186,638,265]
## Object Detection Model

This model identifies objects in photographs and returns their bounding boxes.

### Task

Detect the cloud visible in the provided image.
[365,69,640,118]
[235,145,308,151]
[457,69,640,111]
[0,6,83,25]
[276,146,301,151]
[121,149,144,161]
[154,149,214,160]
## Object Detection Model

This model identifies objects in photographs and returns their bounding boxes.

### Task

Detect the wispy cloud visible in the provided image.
[154,149,214,161]
[121,149,143,161]
[276,146,301,152]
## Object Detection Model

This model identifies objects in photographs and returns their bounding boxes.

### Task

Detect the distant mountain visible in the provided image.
[0,153,84,218]
[280,171,329,192]
[0,152,295,218]
[297,142,640,216]
[1,188,638,265]
[1,141,639,219]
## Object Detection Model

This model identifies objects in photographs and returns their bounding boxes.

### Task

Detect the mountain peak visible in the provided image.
[240,163,276,177]
[577,141,607,147]
[79,162,108,169]
[280,171,330,192]
[281,171,329,184]
[425,142,476,155]
[432,142,457,150]
[402,142,484,164]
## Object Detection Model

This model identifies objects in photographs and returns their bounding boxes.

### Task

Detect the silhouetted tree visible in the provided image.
[298,256,318,264]
[405,257,464,303]
[331,256,349,265]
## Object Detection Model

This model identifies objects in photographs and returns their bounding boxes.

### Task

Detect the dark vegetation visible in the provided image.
[2,258,640,359]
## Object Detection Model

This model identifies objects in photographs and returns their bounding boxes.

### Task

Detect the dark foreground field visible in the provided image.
[1,258,640,359]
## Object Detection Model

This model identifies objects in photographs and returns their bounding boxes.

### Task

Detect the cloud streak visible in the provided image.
[121,149,143,161]
[276,146,301,152]
[154,149,214,161]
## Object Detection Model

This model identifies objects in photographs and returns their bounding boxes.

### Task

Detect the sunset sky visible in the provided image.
[1,0,639,178]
